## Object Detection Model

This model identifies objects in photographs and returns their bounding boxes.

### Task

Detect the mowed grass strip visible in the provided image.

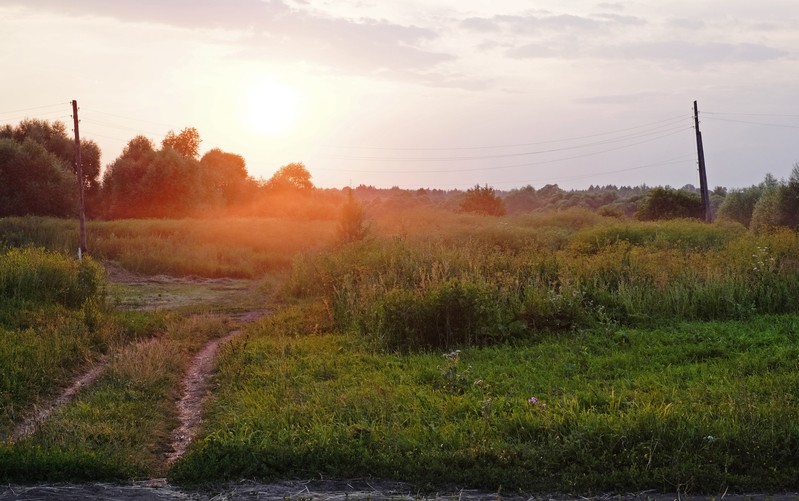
[171,312,799,494]
[0,313,231,482]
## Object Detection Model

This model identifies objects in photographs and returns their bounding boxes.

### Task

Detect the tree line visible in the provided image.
[1,118,797,232]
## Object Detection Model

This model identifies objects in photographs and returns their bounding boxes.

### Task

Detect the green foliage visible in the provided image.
[101,133,259,219]
[717,184,764,228]
[0,247,104,309]
[172,317,799,493]
[459,184,506,216]
[635,187,703,221]
[199,148,250,207]
[0,119,102,216]
[750,166,799,233]
[161,127,201,160]
[0,139,77,217]
[336,189,368,244]
[285,215,799,351]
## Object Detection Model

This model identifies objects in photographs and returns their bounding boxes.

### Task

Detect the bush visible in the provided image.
[365,281,496,351]
[635,187,703,221]
[459,185,506,216]
[0,247,105,310]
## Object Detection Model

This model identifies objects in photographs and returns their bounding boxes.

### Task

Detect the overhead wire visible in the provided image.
[702,116,799,130]
[322,123,690,162]
[324,114,688,151]
[311,127,692,174]
[0,102,67,117]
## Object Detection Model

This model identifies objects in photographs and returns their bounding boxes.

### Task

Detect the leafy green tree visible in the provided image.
[0,138,76,217]
[162,127,201,160]
[750,165,799,232]
[199,148,251,207]
[717,184,765,228]
[459,184,506,216]
[634,187,703,221]
[101,136,158,218]
[265,162,314,192]
[0,119,102,214]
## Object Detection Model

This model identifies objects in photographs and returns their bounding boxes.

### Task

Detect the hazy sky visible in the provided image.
[2,1,797,190]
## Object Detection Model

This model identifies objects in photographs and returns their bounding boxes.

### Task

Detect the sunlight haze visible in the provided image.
[2,0,797,190]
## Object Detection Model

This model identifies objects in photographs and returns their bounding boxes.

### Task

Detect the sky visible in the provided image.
[1,0,797,191]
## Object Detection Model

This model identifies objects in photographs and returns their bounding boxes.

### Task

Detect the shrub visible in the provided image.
[635,187,703,221]
[365,281,496,351]
[459,185,506,216]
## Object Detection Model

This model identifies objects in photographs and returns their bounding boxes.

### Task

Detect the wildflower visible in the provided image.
[528,396,546,408]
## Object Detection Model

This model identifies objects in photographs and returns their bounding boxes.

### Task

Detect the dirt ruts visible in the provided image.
[9,357,109,443]
[166,309,269,464]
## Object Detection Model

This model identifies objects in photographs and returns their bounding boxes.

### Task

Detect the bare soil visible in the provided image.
[9,357,108,443]
[166,309,269,464]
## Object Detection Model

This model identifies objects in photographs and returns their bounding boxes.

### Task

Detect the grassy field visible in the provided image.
[2,210,799,494]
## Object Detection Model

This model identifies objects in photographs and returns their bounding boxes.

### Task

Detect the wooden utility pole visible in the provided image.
[72,100,88,256]
[693,100,712,223]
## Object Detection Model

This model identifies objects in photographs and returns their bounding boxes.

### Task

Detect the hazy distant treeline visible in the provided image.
[1,119,797,231]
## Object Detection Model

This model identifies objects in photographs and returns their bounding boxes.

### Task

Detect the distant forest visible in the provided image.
[1,118,797,232]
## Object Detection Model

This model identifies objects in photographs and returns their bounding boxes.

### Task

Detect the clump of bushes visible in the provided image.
[0,247,105,310]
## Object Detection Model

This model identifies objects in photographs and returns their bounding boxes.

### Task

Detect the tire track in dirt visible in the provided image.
[9,358,109,443]
[165,309,270,465]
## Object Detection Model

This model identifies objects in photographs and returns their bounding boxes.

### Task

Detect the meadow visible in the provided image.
[2,209,799,495]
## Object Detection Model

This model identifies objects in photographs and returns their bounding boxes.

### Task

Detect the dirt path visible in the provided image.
[9,357,109,443]
[166,309,269,464]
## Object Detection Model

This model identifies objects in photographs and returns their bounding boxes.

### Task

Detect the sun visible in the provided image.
[243,78,301,136]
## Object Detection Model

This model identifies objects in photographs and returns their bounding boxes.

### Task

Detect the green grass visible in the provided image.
[0,312,233,481]
[4,212,799,493]
[171,313,799,494]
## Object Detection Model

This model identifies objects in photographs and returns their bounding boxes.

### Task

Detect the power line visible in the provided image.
[311,127,692,173]
[322,124,689,162]
[704,111,799,119]
[80,108,175,128]
[395,156,694,189]
[0,102,67,117]
[324,114,689,151]
[703,116,799,130]
[80,117,165,137]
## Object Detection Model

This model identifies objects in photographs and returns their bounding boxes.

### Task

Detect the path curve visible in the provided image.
[165,309,270,464]
[9,358,109,443]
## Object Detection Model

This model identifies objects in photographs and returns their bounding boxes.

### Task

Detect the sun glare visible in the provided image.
[243,78,301,136]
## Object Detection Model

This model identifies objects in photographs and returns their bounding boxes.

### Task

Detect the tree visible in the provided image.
[750,165,799,233]
[634,187,703,221]
[459,184,506,216]
[162,127,201,159]
[337,188,368,243]
[265,162,314,192]
[101,136,157,218]
[0,138,76,217]
[717,184,765,228]
[199,148,252,207]
[0,119,102,214]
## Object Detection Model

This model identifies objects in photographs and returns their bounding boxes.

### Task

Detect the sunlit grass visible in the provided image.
[0,216,337,278]
[172,313,799,493]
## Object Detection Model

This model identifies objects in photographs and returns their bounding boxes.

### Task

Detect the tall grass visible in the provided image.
[0,216,337,278]
[284,217,799,351]
[0,247,110,436]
